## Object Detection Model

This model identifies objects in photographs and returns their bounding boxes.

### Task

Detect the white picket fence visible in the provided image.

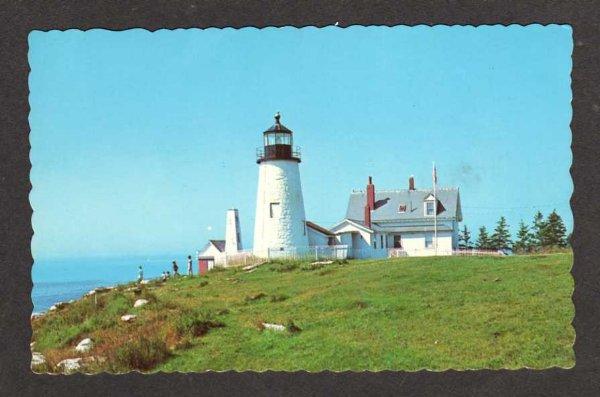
[267,245,349,261]
[214,249,265,268]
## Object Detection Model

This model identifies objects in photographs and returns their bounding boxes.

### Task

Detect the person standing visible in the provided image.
[172,260,179,276]
[187,255,193,277]
[137,265,144,284]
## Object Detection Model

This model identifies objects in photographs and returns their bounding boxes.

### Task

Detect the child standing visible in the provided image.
[187,255,193,277]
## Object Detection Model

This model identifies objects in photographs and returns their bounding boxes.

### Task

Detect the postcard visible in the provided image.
[28,25,573,373]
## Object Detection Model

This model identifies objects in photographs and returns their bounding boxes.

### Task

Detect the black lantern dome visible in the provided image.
[256,112,301,163]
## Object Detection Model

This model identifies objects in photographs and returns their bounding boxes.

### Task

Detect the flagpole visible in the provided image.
[433,162,437,256]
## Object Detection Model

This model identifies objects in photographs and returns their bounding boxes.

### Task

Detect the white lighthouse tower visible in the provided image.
[253,113,309,257]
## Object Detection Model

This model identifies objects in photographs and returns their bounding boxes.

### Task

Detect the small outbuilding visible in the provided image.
[197,240,225,274]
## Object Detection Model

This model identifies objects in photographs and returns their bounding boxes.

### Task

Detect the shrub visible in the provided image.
[351,300,369,309]
[175,310,225,338]
[270,294,288,303]
[245,292,267,302]
[114,336,170,371]
[286,320,302,333]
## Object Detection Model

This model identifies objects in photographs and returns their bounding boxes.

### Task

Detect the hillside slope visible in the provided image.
[31,253,574,372]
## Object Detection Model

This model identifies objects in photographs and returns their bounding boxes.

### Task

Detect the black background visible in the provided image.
[1,1,599,395]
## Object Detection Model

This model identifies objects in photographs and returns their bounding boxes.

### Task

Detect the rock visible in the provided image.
[262,323,286,332]
[121,314,137,322]
[31,312,44,320]
[140,279,150,285]
[133,299,149,308]
[86,289,96,296]
[57,358,82,373]
[31,352,45,367]
[75,338,94,353]
[30,341,35,350]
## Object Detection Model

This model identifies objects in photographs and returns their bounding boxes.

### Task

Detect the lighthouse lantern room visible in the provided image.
[253,113,309,257]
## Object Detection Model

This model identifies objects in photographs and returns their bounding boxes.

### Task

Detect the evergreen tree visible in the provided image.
[567,232,573,247]
[458,225,472,249]
[531,211,546,249]
[543,210,567,247]
[513,220,532,253]
[490,216,512,250]
[476,226,491,250]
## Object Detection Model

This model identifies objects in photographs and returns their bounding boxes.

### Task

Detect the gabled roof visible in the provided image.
[345,188,462,222]
[208,240,226,253]
[330,218,374,234]
[305,221,335,237]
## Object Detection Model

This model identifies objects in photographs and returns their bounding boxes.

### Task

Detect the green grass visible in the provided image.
[32,253,574,372]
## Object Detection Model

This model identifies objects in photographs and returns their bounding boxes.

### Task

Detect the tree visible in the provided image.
[458,225,472,250]
[476,226,491,250]
[490,216,512,250]
[513,220,533,253]
[531,211,546,249]
[542,210,567,248]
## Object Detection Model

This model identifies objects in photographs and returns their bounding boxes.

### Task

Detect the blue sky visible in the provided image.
[29,26,573,259]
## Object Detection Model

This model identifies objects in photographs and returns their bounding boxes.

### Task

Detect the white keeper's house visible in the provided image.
[331,176,463,258]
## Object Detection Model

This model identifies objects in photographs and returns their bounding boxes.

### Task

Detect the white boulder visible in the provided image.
[75,338,94,353]
[57,358,82,373]
[31,352,45,367]
[140,280,150,285]
[262,323,286,332]
[133,299,149,308]
[121,314,137,322]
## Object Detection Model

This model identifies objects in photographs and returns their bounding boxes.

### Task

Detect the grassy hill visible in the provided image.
[31,253,574,373]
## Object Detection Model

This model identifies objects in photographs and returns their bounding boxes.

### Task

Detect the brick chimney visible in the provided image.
[364,176,375,228]
[409,175,415,191]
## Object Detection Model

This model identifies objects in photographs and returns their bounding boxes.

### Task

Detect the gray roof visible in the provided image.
[345,188,462,222]
[209,240,226,252]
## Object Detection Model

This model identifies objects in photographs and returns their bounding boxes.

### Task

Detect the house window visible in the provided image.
[425,233,433,248]
[393,235,402,248]
[425,201,435,216]
[398,204,406,213]
[373,238,377,249]
[328,237,336,246]
[269,202,281,218]
[380,235,384,248]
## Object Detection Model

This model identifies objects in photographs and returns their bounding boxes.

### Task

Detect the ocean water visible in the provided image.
[32,255,187,313]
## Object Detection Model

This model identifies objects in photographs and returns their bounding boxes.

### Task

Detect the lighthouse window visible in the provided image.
[269,202,281,218]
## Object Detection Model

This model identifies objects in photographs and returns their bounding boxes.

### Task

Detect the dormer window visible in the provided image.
[424,193,437,216]
[425,201,435,216]
[398,204,407,213]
